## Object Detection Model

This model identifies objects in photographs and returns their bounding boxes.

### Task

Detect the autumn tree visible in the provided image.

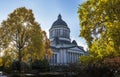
[78,0,120,59]
[42,31,53,60]
[0,7,50,71]
[78,0,120,77]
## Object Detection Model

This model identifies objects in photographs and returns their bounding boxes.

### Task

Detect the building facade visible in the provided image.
[49,14,85,65]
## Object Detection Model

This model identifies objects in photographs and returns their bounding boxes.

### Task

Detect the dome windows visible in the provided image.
[49,14,70,41]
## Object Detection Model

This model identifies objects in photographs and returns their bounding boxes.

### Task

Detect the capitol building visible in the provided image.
[49,14,85,65]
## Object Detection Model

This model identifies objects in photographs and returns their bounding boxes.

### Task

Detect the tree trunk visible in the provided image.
[18,48,22,73]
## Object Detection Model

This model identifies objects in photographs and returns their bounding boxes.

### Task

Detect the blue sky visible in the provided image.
[0,0,87,50]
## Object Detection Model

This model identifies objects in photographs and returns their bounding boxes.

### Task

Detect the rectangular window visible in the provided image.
[55,54,57,64]
[58,29,60,36]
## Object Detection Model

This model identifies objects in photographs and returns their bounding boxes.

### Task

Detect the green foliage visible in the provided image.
[78,0,120,59]
[32,59,49,72]
[10,61,29,71]
[78,0,120,76]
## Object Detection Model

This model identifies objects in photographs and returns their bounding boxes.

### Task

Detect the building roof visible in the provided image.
[51,38,85,52]
[72,40,78,46]
[53,37,71,45]
[51,14,69,29]
[50,45,85,52]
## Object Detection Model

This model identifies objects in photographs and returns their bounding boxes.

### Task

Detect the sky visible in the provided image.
[0,0,87,50]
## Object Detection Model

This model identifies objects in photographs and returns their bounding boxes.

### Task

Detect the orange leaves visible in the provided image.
[103,57,120,72]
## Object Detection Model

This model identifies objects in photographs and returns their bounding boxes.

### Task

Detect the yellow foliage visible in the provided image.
[78,0,120,62]
[0,58,2,66]
[0,7,52,67]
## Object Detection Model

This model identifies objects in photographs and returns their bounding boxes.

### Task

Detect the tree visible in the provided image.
[42,31,53,60]
[78,0,120,59]
[78,0,120,77]
[0,7,49,72]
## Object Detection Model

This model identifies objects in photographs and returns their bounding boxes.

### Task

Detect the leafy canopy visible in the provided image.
[0,7,52,67]
[78,0,120,59]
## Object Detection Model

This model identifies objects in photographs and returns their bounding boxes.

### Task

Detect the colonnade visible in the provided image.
[67,52,83,63]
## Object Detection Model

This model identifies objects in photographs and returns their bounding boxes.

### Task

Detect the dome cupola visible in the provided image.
[49,14,70,42]
[51,14,68,29]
